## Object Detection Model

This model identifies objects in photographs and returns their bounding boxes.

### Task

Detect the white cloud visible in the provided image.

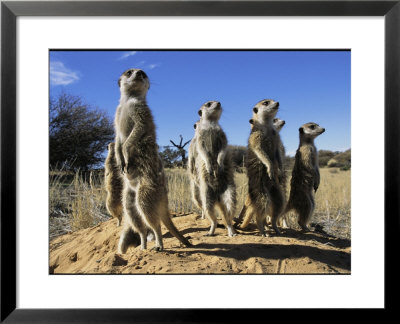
[119,51,137,60]
[50,61,80,86]
[147,63,160,70]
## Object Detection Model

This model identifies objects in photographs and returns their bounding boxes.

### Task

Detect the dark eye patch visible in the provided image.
[198,110,202,116]
[263,100,270,106]
[253,107,258,114]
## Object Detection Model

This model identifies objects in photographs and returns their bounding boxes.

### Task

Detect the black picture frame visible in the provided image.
[1,0,398,321]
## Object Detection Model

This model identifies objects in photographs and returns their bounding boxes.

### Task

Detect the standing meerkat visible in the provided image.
[196,101,237,237]
[235,117,288,229]
[104,142,142,249]
[188,121,204,219]
[284,122,325,231]
[114,68,191,252]
[238,99,286,236]
[104,142,124,227]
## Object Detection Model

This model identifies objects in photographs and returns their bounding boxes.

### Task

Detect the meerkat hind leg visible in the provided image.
[135,193,165,251]
[255,212,269,237]
[150,225,163,252]
[216,203,236,237]
[123,186,149,250]
[204,207,218,236]
[270,206,283,235]
[297,195,314,232]
[118,225,136,254]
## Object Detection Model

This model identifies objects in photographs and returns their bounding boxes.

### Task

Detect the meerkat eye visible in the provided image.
[253,107,258,114]
[206,102,212,107]
[273,118,277,123]
[126,70,132,77]
[263,100,270,106]
[310,125,315,130]
[198,110,202,116]
[249,119,254,124]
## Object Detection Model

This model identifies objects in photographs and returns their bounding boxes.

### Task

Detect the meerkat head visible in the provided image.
[273,118,286,131]
[252,99,279,124]
[118,68,150,98]
[299,122,325,140]
[198,101,222,122]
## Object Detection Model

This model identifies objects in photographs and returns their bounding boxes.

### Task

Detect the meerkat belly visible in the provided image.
[117,112,135,143]
[247,147,274,188]
[202,128,224,151]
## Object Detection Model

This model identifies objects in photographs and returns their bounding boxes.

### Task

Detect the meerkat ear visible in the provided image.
[299,127,304,134]
[249,119,254,124]
[198,110,202,116]
[118,78,121,88]
[253,107,258,114]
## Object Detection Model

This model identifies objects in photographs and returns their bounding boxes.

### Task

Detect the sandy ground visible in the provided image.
[49,213,351,274]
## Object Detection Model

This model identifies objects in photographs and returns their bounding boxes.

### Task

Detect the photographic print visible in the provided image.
[49,50,351,274]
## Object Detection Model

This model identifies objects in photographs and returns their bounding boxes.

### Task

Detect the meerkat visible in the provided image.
[104,142,143,249]
[188,121,205,219]
[114,68,191,252]
[284,122,325,231]
[238,99,286,236]
[234,117,288,229]
[195,101,237,237]
[104,142,124,227]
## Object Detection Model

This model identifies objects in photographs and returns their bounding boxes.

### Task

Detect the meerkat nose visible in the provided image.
[136,70,145,78]
[321,128,325,132]
[215,102,221,109]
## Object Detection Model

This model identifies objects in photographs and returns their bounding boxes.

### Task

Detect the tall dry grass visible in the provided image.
[49,170,109,239]
[164,167,350,238]
[49,166,350,239]
[313,168,351,238]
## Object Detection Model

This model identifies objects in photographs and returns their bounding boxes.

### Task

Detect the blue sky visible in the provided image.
[49,50,350,156]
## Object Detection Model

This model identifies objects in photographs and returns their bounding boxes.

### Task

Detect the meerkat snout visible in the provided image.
[135,70,146,78]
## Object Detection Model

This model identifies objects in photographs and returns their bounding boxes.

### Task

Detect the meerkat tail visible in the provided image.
[234,205,247,227]
[160,212,192,247]
[239,204,255,230]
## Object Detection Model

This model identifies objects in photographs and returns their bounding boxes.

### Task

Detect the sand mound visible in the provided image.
[50,214,351,274]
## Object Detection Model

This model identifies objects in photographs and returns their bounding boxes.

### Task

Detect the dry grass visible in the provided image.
[49,167,350,240]
[49,170,110,239]
[313,168,351,239]
[164,167,350,239]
